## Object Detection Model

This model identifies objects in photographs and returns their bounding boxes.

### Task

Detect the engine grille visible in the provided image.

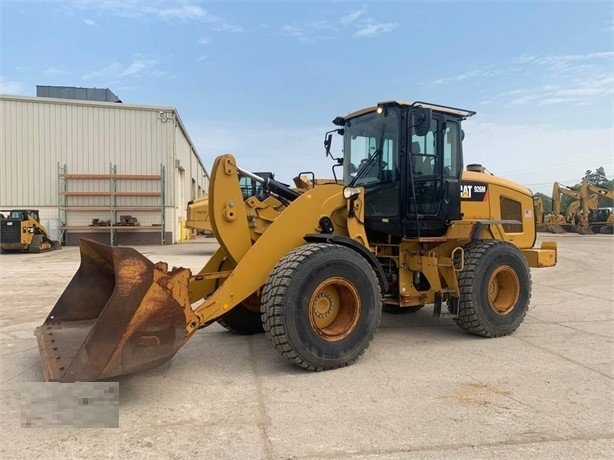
[0,220,21,244]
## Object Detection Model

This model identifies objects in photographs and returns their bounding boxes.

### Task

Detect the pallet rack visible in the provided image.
[58,163,166,245]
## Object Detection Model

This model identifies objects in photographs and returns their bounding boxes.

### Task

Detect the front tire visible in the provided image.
[455,240,531,337]
[261,243,382,371]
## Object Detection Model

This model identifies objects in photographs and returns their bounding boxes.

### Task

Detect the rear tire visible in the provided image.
[217,302,264,335]
[455,240,531,337]
[261,243,382,371]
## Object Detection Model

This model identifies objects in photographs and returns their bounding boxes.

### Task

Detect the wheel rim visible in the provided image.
[308,277,361,341]
[488,265,520,315]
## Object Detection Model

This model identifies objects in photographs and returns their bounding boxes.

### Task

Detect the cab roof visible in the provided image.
[334,100,476,125]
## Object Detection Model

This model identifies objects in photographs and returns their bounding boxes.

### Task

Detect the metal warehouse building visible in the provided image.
[0,93,209,245]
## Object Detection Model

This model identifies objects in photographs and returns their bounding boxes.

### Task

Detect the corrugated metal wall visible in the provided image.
[0,95,209,243]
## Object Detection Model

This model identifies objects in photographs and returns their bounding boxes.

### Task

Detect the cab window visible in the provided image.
[443,122,461,177]
[344,111,399,187]
[410,118,438,176]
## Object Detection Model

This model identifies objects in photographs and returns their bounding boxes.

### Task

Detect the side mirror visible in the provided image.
[324,133,333,157]
[410,108,432,137]
[324,129,344,159]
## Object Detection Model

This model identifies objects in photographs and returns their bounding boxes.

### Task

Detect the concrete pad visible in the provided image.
[0,234,613,458]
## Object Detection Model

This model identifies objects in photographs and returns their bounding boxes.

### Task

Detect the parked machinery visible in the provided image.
[34,100,557,382]
[533,196,550,232]
[546,182,581,233]
[579,179,614,234]
[0,209,60,253]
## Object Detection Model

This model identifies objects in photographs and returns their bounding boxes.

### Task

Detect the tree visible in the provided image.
[583,166,613,208]
[584,167,609,187]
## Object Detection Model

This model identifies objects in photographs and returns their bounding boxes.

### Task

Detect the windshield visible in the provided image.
[343,110,399,187]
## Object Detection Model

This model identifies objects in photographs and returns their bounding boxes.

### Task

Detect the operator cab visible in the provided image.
[332,101,475,241]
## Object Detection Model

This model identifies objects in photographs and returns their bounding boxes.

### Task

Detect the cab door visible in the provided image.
[442,119,462,221]
[404,115,443,236]
[404,115,462,237]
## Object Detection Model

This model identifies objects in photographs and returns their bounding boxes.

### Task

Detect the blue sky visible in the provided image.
[1,0,612,195]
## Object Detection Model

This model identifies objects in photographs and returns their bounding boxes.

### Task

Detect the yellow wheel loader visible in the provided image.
[0,209,60,253]
[34,101,557,382]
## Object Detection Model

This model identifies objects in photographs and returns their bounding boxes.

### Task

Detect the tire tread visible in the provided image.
[261,243,381,371]
[455,240,532,338]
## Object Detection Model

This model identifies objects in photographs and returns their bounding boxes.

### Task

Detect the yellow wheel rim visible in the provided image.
[488,265,520,315]
[308,277,361,341]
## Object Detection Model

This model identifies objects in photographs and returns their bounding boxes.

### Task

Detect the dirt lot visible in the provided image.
[0,233,612,459]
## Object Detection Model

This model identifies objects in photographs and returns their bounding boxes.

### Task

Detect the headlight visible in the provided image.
[343,187,360,200]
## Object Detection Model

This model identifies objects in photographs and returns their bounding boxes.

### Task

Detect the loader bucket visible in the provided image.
[34,239,190,382]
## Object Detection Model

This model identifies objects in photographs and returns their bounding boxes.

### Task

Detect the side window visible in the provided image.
[500,196,523,233]
[443,122,461,177]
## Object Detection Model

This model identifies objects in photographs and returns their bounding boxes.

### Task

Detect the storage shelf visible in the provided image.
[113,207,164,212]
[59,206,163,212]
[61,226,163,231]
[60,173,162,180]
[60,191,161,197]
[58,162,166,245]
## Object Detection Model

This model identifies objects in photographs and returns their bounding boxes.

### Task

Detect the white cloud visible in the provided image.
[354,21,398,38]
[82,56,161,81]
[463,120,613,195]
[506,75,612,107]
[83,18,96,26]
[340,8,366,26]
[157,4,204,20]
[191,122,333,184]
[43,67,64,76]
[0,76,24,94]
[280,24,305,40]
[430,51,613,109]
[65,1,242,31]
[212,23,243,33]
[121,58,157,77]
[274,8,396,42]
[518,51,614,71]
[199,38,210,45]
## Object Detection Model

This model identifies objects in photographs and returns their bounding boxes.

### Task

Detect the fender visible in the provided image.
[303,233,388,293]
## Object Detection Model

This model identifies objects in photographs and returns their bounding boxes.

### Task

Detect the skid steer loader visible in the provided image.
[34,100,557,382]
[1,209,60,253]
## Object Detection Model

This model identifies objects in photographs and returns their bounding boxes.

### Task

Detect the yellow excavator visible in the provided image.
[533,196,549,232]
[579,179,614,234]
[34,100,557,382]
[546,182,580,233]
